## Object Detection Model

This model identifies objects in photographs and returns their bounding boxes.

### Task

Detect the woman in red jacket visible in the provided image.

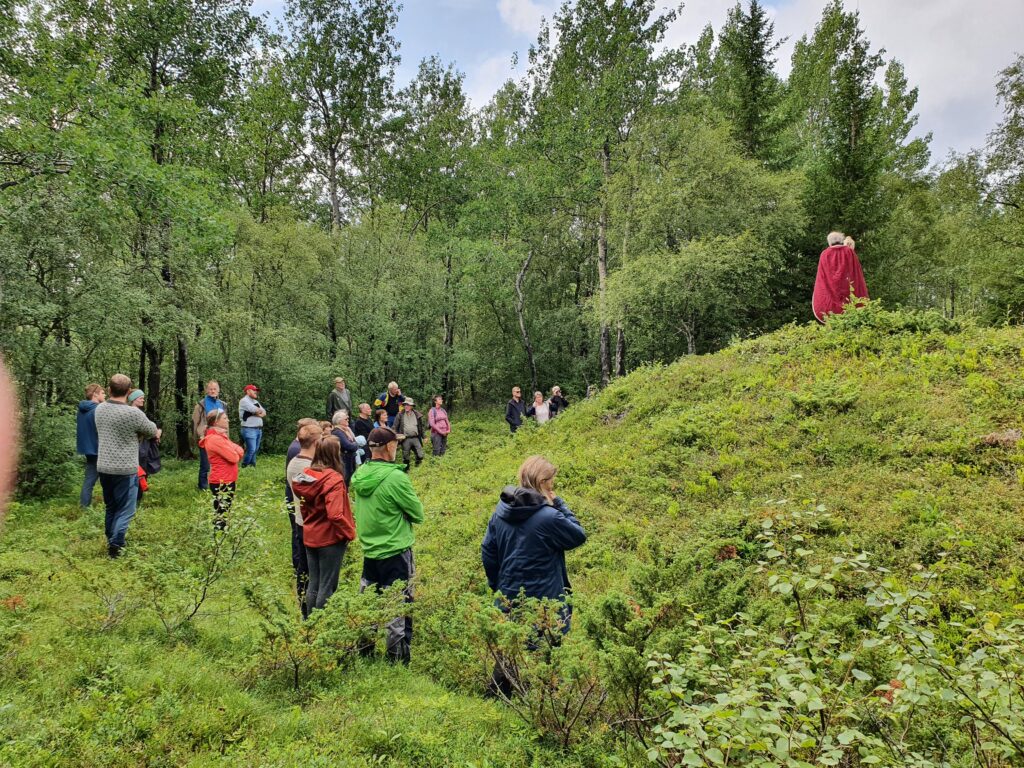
[291,436,356,613]
[198,410,244,530]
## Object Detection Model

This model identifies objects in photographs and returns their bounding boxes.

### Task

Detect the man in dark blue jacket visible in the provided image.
[77,383,105,507]
[505,386,528,434]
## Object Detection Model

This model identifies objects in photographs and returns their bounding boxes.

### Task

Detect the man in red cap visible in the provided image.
[812,231,869,322]
[238,384,267,468]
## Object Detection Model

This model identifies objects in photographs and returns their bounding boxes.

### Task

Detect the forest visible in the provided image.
[2,0,1024,494]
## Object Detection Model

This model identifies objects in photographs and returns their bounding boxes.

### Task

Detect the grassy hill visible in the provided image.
[3,305,1024,767]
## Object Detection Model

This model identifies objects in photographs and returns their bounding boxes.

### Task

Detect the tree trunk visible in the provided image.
[615,324,626,377]
[145,342,161,420]
[514,251,538,394]
[441,247,457,402]
[328,146,341,231]
[174,337,191,459]
[597,138,612,386]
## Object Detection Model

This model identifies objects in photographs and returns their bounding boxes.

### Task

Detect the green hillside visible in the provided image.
[3,306,1024,767]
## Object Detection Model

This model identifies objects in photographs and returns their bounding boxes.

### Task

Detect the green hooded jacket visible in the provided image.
[350,460,424,560]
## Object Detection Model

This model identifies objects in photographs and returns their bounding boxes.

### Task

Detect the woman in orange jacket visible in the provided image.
[291,437,356,613]
[198,410,244,529]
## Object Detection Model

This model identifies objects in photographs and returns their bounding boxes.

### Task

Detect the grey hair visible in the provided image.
[331,409,349,426]
[827,231,845,246]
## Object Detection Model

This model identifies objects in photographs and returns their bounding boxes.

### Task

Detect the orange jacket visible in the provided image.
[198,429,244,484]
[291,466,356,548]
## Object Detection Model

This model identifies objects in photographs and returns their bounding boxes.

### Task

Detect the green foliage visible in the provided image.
[16,404,77,499]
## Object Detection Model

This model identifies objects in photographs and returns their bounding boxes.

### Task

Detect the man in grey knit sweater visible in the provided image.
[95,374,160,557]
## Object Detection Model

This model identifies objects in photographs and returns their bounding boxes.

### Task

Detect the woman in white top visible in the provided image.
[528,391,550,424]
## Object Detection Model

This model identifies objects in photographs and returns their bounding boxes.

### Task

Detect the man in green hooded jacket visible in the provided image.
[350,426,424,664]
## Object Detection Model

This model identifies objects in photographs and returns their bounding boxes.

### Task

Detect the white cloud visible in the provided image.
[664,0,1024,157]
[497,0,556,37]
[465,51,523,108]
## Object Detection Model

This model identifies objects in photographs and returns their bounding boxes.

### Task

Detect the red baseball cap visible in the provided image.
[244,384,260,392]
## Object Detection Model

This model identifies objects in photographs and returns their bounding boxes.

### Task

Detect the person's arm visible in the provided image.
[541,498,587,551]
[505,401,515,425]
[134,409,159,439]
[525,404,536,417]
[428,408,438,432]
[388,471,424,524]
[325,483,356,540]
[481,521,500,592]
[337,430,357,453]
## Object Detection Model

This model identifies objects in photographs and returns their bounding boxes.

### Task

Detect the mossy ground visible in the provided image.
[3,309,1024,766]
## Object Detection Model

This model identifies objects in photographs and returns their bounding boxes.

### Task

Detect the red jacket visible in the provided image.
[812,244,869,322]
[291,466,356,548]
[198,429,244,484]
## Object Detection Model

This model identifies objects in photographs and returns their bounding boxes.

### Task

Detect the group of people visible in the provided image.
[75,372,588,676]
[505,385,570,434]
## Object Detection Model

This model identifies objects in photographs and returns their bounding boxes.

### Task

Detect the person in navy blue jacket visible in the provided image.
[76,383,105,508]
[481,456,586,613]
[481,455,586,697]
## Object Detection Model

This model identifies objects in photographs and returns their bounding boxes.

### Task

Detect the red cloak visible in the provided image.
[812,244,869,323]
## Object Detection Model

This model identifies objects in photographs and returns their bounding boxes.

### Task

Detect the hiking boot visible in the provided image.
[108,543,122,559]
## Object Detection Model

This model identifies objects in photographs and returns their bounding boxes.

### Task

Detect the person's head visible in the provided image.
[551,386,561,397]
[205,380,220,397]
[534,391,544,403]
[108,374,132,399]
[826,231,845,246]
[85,383,105,403]
[368,426,398,461]
[375,409,388,425]
[244,384,259,398]
[319,420,333,437]
[512,386,521,400]
[433,395,443,407]
[312,436,344,475]
[843,235,856,249]
[403,400,414,411]
[296,417,318,433]
[388,381,399,395]
[297,422,321,450]
[359,402,372,418]
[207,409,228,431]
[127,389,145,409]
[332,409,349,427]
[334,377,346,391]
[518,455,558,503]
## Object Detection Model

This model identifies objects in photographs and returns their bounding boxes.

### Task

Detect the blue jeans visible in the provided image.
[198,447,210,490]
[240,427,263,467]
[80,455,99,507]
[99,472,138,549]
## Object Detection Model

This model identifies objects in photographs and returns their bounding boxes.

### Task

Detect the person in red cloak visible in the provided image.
[812,231,869,322]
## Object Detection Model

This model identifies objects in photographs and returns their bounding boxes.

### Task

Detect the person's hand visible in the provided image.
[155,428,163,440]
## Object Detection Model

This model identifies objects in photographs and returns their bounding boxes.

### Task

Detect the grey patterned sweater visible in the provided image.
[95,401,158,475]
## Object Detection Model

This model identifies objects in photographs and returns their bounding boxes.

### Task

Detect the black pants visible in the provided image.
[287,506,310,618]
[211,482,235,529]
[306,540,349,613]
[360,549,415,665]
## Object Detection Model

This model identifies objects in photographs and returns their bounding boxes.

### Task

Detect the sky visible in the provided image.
[252,0,1024,161]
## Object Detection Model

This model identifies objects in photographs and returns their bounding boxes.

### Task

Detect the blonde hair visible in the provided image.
[297,423,322,448]
[85,383,103,399]
[518,456,557,494]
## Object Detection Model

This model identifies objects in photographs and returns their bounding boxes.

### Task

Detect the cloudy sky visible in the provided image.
[253,0,1024,161]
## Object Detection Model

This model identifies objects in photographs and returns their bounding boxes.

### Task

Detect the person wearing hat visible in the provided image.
[391,398,425,467]
[128,389,161,505]
[238,384,267,468]
[326,377,353,422]
[350,426,424,665]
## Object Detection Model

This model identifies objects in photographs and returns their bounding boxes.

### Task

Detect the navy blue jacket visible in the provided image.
[505,399,527,430]
[76,400,99,456]
[481,487,586,602]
